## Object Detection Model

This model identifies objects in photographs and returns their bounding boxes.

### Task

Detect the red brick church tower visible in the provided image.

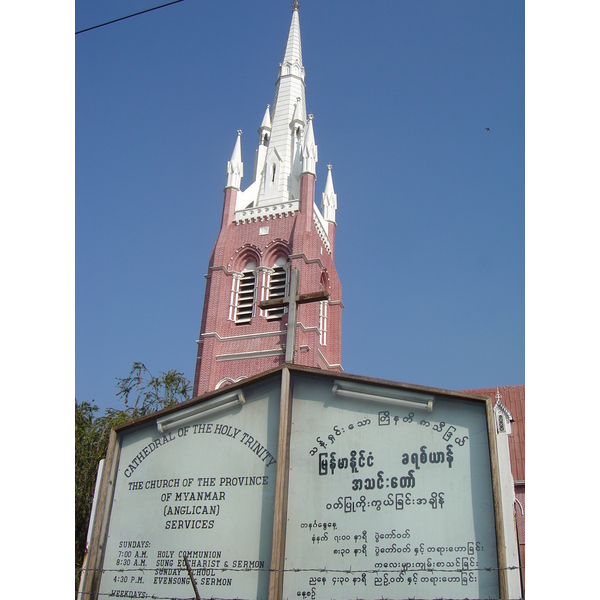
[193,2,343,397]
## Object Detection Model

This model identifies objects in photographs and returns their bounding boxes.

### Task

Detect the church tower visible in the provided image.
[193,2,343,397]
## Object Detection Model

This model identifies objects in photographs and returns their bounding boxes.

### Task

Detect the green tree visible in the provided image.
[115,361,191,415]
[75,363,191,593]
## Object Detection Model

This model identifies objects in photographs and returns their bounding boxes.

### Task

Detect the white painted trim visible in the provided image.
[495,422,522,598]
[201,319,319,344]
[202,330,286,342]
[313,204,331,253]
[317,348,343,370]
[234,201,299,223]
[215,349,285,362]
[287,252,326,269]
[215,376,247,389]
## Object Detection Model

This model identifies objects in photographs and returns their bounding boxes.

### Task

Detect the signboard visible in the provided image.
[85,367,505,600]
[96,378,281,600]
[282,374,500,600]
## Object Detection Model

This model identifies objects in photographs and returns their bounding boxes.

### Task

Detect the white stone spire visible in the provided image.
[255,4,307,206]
[321,164,337,223]
[231,2,336,231]
[282,3,304,74]
[225,130,243,190]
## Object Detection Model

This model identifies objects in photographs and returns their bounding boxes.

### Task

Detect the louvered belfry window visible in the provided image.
[232,260,257,325]
[266,258,288,320]
[236,270,256,324]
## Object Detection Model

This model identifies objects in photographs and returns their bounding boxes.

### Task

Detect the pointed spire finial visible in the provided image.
[259,107,272,138]
[301,115,317,176]
[292,0,300,11]
[226,130,243,190]
[322,163,337,223]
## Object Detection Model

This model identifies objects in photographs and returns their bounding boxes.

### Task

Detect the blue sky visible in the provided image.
[75,0,524,413]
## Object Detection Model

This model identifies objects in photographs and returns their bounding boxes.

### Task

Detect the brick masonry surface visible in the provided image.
[193,173,342,397]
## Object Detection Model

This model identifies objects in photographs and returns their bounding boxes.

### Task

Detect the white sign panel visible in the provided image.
[283,375,499,600]
[97,380,280,600]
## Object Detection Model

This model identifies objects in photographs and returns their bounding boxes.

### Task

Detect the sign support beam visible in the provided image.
[268,367,293,600]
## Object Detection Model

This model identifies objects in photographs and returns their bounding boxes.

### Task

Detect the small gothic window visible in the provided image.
[271,164,276,183]
[498,414,506,433]
[319,300,328,346]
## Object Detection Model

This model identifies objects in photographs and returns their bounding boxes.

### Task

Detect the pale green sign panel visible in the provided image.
[97,379,280,600]
[282,374,499,600]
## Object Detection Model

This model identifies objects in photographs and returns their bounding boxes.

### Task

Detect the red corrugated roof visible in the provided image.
[462,385,525,482]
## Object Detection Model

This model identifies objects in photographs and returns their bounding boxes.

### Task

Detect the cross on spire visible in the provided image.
[259,268,328,363]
